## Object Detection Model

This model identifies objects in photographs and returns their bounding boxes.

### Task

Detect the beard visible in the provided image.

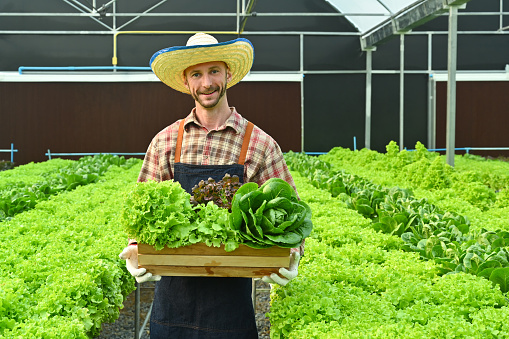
[190,76,228,109]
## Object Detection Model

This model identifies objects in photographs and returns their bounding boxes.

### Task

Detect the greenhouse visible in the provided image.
[1,0,509,338]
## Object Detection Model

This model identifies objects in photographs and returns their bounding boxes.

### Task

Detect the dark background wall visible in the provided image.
[0,81,301,164]
[436,81,509,157]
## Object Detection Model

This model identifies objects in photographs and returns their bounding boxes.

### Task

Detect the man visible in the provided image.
[119,33,301,339]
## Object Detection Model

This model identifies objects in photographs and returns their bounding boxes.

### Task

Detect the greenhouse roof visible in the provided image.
[327,0,414,33]
[327,0,470,49]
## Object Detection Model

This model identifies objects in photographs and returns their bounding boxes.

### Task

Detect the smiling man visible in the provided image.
[185,61,229,111]
[119,33,303,339]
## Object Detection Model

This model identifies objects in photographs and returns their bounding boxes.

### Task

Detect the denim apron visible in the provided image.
[150,119,258,339]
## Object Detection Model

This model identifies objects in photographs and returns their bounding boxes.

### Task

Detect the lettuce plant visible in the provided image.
[229,178,313,248]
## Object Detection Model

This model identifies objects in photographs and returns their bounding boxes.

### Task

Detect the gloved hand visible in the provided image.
[262,251,300,286]
[119,245,161,283]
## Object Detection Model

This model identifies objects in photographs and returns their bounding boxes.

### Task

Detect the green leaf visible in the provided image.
[260,178,297,200]
[356,204,374,217]
[489,267,509,293]
[265,231,302,246]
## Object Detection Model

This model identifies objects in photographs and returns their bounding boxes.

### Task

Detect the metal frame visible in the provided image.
[2,0,508,155]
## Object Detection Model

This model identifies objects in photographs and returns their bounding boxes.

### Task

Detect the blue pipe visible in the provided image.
[0,143,18,162]
[18,66,151,74]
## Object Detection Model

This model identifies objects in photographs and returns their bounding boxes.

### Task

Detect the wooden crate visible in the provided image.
[138,243,290,278]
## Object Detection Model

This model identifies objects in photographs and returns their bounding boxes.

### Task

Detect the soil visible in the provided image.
[95,279,272,339]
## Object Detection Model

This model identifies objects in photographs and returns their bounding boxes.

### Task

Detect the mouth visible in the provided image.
[198,87,219,97]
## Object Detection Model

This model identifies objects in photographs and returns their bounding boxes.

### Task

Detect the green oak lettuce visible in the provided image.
[229,178,313,248]
[120,180,196,250]
[120,180,241,251]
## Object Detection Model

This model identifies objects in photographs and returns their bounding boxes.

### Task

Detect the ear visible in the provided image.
[182,72,189,87]
[226,68,233,83]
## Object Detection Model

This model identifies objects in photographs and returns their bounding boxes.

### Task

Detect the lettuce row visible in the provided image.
[0,154,139,222]
[284,151,509,293]
[0,162,142,338]
[268,173,509,338]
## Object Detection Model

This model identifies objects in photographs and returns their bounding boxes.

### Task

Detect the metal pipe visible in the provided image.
[0,12,391,17]
[365,48,373,150]
[16,67,509,77]
[116,0,168,31]
[500,0,504,31]
[399,33,405,151]
[139,300,153,338]
[3,29,508,36]
[0,143,18,163]
[19,66,150,74]
[300,34,305,153]
[427,32,435,149]
[135,282,140,339]
[446,6,458,167]
[0,30,360,35]
[112,0,116,33]
[62,0,112,30]
[237,0,240,34]
[4,11,509,18]
[68,0,93,13]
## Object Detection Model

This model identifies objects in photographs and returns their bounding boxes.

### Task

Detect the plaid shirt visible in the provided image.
[138,107,297,193]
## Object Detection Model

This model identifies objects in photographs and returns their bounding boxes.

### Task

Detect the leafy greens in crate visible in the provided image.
[121,175,312,251]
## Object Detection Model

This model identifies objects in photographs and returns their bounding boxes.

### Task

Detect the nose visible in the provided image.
[201,73,213,88]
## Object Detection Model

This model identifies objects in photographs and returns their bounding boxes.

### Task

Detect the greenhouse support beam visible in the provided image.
[427,33,436,150]
[399,33,405,151]
[364,47,375,150]
[446,5,459,167]
[360,0,472,49]
[300,34,305,153]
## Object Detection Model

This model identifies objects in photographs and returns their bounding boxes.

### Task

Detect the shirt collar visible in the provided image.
[184,107,243,133]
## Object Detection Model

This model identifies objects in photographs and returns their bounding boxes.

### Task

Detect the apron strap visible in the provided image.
[174,119,254,165]
[238,121,254,165]
[174,119,186,163]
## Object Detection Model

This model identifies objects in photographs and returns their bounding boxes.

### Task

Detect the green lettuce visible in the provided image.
[229,178,313,248]
[120,180,241,251]
[120,180,196,250]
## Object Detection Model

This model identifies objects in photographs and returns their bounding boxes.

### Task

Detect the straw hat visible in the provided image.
[150,33,254,94]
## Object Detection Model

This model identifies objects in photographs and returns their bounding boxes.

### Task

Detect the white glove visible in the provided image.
[119,245,161,283]
[262,251,300,286]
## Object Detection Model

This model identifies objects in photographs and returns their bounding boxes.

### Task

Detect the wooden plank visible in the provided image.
[138,254,289,267]
[138,243,290,256]
[137,243,291,278]
[142,265,284,278]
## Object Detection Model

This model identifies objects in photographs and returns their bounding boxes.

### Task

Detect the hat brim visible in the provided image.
[150,38,254,94]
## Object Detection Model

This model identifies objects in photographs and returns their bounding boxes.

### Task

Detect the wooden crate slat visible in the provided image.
[138,243,290,256]
[139,254,289,267]
[137,243,291,278]
[142,265,283,278]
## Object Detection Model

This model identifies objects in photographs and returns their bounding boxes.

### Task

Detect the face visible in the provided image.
[184,61,232,109]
